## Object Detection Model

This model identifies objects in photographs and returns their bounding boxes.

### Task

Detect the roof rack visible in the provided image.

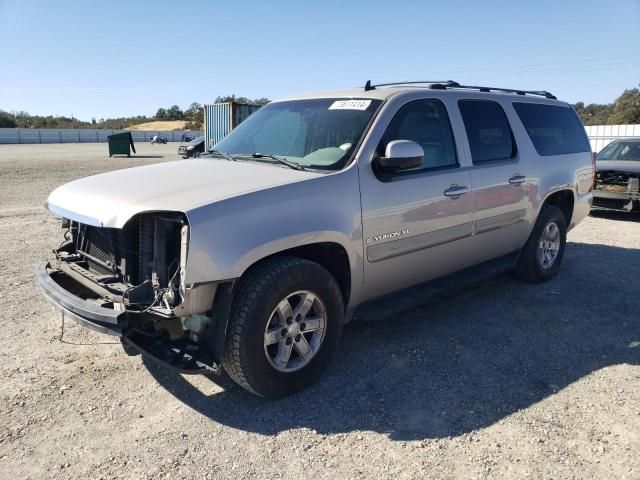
[363,80,556,99]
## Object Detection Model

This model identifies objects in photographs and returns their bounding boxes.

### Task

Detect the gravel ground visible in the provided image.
[0,143,639,479]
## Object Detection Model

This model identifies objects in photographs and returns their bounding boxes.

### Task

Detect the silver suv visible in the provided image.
[36,80,594,397]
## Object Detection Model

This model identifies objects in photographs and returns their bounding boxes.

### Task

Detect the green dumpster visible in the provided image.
[107,132,136,157]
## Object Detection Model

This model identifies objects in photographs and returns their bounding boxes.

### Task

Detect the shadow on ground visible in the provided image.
[591,209,640,223]
[143,242,640,440]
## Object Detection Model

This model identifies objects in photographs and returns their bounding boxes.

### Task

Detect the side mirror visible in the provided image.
[375,140,424,172]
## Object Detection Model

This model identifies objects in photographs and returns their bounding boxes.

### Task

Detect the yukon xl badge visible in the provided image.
[366,228,410,244]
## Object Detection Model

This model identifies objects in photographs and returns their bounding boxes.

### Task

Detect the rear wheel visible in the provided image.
[514,205,567,282]
[223,257,344,398]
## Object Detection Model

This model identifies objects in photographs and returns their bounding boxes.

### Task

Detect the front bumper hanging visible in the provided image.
[35,261,124,336]
[34,262,222,375]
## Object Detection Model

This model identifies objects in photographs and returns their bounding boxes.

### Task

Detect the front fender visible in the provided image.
[183,167,363,293]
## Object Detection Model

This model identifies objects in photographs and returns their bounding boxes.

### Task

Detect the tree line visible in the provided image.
[0,95,270,131]
[573,85,639,125]
[1,86,638,130]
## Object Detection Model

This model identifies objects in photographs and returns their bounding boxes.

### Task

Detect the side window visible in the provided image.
[378,99,458,173]
[458,100,516,163]
[512,102,591,156]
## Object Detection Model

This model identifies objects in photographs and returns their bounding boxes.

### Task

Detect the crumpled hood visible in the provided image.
[46,158,321,228]
[596,160,640,175]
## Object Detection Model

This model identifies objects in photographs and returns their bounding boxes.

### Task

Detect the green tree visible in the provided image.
[253,97,271,107]
[0,110,17,128]
[155,108,168,120]
[185,102,203,118]
[213,95,270,106]
[573,102,614,125]
[167,105,184,120]
[608,85,640,124]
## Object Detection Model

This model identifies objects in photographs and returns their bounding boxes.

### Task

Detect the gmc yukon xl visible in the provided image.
[36,80,594,397]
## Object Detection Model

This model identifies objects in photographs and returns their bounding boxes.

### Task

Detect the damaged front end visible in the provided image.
[35,212,226,374]
[593,170,640,212]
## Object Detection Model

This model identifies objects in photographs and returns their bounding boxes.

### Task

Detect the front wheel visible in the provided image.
[514,205,567,283]
[223,257,344,398]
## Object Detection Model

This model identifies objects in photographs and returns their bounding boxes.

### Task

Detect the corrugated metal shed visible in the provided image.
[204,102,261,150]
[584,124,640,153]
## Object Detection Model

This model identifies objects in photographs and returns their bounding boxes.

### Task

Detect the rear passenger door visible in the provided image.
[458,99,530,259]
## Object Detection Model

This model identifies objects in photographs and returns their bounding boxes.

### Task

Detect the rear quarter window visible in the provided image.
[512,102,591,156]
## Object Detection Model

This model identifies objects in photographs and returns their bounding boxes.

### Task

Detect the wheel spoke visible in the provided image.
[275,339,293,368]
[265,327,284,345]
[293,335,312,360]
[548,242,559,251]
[264,289,327,372]
[301,317,322,333]
[294,292,316,319]
[274,299,293,325]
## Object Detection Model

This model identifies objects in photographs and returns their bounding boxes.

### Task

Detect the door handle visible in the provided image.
[509,175,526,185]
[444,185,469,197]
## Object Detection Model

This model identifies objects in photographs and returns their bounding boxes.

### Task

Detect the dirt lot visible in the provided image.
[0,143,639,479]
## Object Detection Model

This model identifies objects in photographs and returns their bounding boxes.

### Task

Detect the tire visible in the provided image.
[223,256,344,398]
[514,205,567,283]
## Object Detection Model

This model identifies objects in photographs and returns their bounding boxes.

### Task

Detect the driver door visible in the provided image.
[358,97,476,301]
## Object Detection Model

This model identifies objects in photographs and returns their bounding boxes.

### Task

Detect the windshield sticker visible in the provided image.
[329,100,371,111]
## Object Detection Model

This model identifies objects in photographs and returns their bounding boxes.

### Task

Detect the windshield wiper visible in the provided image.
[250,153,306,171]
[208,149,236,162]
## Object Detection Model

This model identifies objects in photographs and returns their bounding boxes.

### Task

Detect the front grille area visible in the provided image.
[78,226,118,274]
[69,213,185,288]
[74,222,139,282]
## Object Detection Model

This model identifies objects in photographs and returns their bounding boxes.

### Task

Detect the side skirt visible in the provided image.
[353,251,519,322]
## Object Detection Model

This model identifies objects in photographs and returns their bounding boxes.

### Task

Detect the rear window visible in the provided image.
[512,102,591,156]
[458,100,516,163]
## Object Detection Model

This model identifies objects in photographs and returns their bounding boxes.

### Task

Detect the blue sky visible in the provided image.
[1,0,638,121]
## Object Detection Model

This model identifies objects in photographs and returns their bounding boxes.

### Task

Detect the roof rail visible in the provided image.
[364,80,458,91]
[364,80,556,99]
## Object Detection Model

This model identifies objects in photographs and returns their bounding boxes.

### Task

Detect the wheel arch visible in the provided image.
[242,241,352,308]
[541,189,574,227]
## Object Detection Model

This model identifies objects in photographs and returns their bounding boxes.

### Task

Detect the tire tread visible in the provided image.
[223,256,342,397]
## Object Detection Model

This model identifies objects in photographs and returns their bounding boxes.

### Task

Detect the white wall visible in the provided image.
[584,124,640,153]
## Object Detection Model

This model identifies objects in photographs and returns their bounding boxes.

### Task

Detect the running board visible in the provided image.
[354,251,519,322]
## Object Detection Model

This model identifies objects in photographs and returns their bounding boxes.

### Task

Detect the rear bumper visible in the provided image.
[35,261,124,336]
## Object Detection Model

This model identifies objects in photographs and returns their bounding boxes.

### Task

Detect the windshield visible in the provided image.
[188,135,204,146]
[213,98,382,170]
[596,140,640,162]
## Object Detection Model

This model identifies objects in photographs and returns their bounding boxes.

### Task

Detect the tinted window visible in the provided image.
[379,99,457,172]
[459,100,516,163]
[513,102,591,156]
